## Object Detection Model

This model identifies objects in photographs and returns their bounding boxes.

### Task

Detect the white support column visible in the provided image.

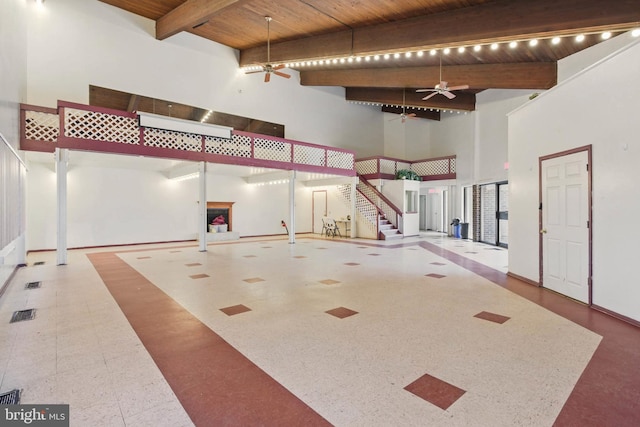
[350,176,358,238]
[55,148,68,265]
[198,161,207,252]
[288,170,296,244]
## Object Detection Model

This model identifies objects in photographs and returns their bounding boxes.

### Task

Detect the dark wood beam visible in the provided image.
[240,0,640,65]
[303,63,556,90]
[126,95,140,112]
[346,88,476,112]
[156,0,245,40]
[381,105,441,121]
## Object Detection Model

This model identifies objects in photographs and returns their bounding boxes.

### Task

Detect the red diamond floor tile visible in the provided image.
[474,311,511,324]
[404,373,466,410]
[243,277,265,283]
[325,307,359,319]
[189,274,209,279]
[425,273,446,279]
[220,304,252,316]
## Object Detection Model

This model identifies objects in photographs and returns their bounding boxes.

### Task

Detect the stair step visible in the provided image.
[379,224,393,230]
[383,233,404,240]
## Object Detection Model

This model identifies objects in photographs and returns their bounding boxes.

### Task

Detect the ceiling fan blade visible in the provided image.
[273,64,286,70]
[416,89,435,93]
[443,91,456,99]
[448,84,470,91]
[264,72,271,83]
[422,92,438,101]
[245,70,264,74]
[273,70,291,79]
[407,113,417,118]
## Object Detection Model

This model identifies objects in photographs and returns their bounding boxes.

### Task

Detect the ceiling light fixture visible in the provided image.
[384,53,390,59]
[633,28,640,37]
[551,36,561,45]
[458,46,465,53]
[509,41,518,48]
[374,55,380,60]
[474,45,481,52]
[417,51,424,57]
[430,49,437,56]
[443,48,450,54]
[490,43,499,50]
[601,31,612,40]
[394,53,401,59]
[529,39,538,46]
[576,34,585,42]
[405,52,412,58]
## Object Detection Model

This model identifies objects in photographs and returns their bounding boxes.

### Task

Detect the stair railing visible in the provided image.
[357,177,403,229]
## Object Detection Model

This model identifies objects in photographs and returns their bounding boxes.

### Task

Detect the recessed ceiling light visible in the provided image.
[356,56,362,62]
[430,49,437,56]
[509,41,518,48]
[443,48,451,54]
[633,28,640,37]
[332,58,338,64]
[340,58,346,63]
[384,53,390,59]
[374,55,380,60]
[365,56,371,61]
[551,37,561,45]
[417,51,424,57]
[347,57,353,63]
[601,31,612,40]
[458,46,465,53]
[490,43,499,50]
[529,39,538,47]
[474,45,481,52]
[576,34,585,42]
[405,52,412,58]
[393,52,401,59]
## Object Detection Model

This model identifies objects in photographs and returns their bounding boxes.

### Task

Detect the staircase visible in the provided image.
[379,215,403,240]
[337,177,404,240]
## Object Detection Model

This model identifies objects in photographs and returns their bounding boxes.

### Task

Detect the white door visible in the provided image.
[541,151,590,303]
[312,191,327,234]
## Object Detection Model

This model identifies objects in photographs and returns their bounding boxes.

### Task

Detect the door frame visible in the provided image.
[538,145,592,304]
[312,190,327,234]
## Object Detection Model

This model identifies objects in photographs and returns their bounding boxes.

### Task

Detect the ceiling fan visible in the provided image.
[390,89,418,123]
[245,16,291,83]
[416,52,469,100]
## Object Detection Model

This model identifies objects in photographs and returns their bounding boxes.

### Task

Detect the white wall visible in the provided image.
[25,0,384,157]
[0,0,27,286]
[509,38,640,322]
[26,157,317,250]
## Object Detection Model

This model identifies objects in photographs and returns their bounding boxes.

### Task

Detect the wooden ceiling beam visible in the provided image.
[302,63,557,90]
[381,105,441,121]
[156,0,245,40]
[346,88,476,112]
[240,0,640,65]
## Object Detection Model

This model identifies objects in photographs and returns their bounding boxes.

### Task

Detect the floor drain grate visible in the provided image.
[10,309,36,323]
[33,261,45,266]
[25,281,42,289]
[0,389,21,404]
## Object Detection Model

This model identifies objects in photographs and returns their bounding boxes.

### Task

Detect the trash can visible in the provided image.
[460,223,469,239]
[453,224,461,238]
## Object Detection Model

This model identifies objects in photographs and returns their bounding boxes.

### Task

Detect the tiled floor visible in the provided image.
[0,233,638,426]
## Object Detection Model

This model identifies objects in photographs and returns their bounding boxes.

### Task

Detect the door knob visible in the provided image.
[540,229,547,234]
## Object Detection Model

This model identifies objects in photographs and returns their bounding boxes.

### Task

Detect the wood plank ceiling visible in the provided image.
[99,0,640,119]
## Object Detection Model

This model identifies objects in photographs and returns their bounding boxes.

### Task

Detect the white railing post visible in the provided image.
[55,148,68,265]
[198,161,207,252]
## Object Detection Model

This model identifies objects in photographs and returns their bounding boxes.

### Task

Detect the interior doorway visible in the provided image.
[540,147,591,304]
[312,191,327,234]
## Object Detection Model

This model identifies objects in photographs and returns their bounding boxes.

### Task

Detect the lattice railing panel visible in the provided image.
[355,192,378,234]
[397,161,411,172]
[24,111,59,142]
[355,159,377,175]
[205,134,251,158]
[254,138,291,163]
[65,109,139,144]
[294,145,325,167]
[411,158,454,176]
[327,150,354,170]
[380,158,396,175]
[143,128,201,151]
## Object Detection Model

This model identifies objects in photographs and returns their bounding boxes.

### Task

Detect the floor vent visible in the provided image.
[25,281,42,290]
[0,389,21,405]
[33,261,45,266]
[10,309,36,323]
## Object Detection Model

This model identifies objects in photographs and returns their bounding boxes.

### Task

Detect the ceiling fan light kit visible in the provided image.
[245,16,291,83]
[416,52,469,101]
